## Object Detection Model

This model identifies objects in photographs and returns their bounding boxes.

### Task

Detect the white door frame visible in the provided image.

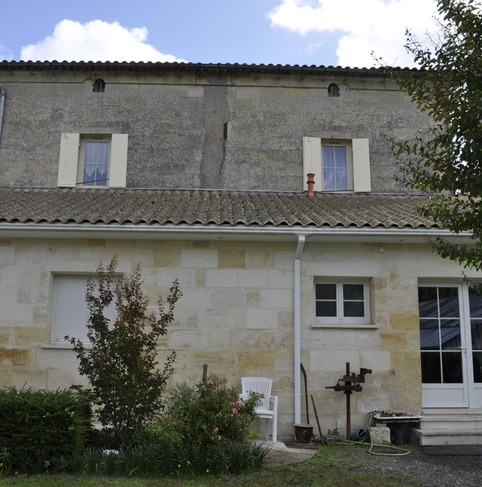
[420,283,471,408]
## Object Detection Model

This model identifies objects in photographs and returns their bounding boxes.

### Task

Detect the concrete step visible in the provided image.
[418,409,482,446]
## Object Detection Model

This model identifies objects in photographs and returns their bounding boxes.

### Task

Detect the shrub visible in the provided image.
[0,387,91,474]
[68,257,181,447]
[140,375,269,475]
[167,376,260,446]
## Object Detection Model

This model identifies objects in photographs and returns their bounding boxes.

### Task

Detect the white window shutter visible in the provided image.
[57,133,80,187]
[109,134,128,188]
[52,275,90,343]
[352,138,371,192]
[302,137,322,192]
[52,274,118,343]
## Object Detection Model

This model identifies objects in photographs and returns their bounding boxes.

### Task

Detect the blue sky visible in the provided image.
[0,0,439,68]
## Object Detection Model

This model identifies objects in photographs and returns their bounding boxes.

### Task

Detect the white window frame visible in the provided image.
[314,279,371,326]
[79,137,111,187]
[51,274,118,345]
[321,143,352,191]
[302,137,371,192]
[57,133,128,188]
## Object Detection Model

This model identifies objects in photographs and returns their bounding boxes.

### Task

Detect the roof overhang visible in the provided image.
[0,222,474,245]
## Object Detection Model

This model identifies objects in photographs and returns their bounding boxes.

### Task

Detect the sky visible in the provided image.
[0,0,441,68]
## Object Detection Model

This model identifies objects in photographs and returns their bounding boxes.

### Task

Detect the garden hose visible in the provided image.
[319,413,411,456]
[363,412,411,456]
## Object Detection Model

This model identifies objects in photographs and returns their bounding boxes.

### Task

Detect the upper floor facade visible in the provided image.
[0,61,431,194]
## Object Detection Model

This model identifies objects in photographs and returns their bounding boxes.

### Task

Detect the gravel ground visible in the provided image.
[266,442,482,487]
[349,446,482,487]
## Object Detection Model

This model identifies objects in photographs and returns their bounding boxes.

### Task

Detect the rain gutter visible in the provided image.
[0,222,472,244]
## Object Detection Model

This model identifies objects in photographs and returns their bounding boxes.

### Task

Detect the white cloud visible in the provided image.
[20,19,185,63]
[268,0,439,67]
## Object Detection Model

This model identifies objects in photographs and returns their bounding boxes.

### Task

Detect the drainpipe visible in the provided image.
[0,88,5,145]
[294,234,306,425]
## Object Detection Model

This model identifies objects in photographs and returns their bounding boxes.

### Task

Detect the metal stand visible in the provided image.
[325,362,372,440]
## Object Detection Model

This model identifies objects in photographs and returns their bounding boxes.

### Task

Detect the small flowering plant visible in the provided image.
[166,375,262,447]
[142,376,269,475]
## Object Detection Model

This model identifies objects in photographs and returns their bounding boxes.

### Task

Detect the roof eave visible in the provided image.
[0,222,471,244]
[0,60,425,78]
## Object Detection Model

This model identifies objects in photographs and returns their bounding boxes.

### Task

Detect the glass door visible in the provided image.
[418,285,468,407]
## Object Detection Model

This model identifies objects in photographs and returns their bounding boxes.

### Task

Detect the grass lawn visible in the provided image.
[0,444,421,487]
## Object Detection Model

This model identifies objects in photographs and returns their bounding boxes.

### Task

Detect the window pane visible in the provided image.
[469,284,482,318]
[438,287,459,317]
[323,167,336,190]
[421,351,441,383]
[343,284,363,300]
[442,351,463,383]
[471,320,482,350]
[342,284,364,317]
[420,319,440,350]
[316,301,337,317]
[440,319,461,350]
[323,146,335,166]
[418,287,439,317]
[316,283,337,317]
[335,168,347,190]
[473,351,482,383]
[344,301,364,317]
[316,284,336,300]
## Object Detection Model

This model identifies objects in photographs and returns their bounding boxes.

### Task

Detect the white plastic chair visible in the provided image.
[241,377,278,443]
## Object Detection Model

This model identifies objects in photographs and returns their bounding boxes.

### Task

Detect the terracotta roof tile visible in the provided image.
[0,187,439,230]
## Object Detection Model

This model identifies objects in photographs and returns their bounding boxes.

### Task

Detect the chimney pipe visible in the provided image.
[306,173,315,198]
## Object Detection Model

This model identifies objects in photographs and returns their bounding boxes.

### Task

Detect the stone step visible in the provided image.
[414,428,482,446]
[417,409,482,446]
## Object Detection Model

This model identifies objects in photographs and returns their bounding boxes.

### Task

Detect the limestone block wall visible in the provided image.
[299,241,481,437]
[0,236,478,439]
[0,237,296,433]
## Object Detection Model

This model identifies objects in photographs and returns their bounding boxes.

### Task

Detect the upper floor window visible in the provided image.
[322,144,350,190]
[81,138,110,186]
[57,132,128,188]
[302,137,371,193]
[328,83,340,97]
[93,79,106,93]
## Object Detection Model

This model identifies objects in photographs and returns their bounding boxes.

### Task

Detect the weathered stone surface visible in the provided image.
[0,349,30,366]
[371,426,391,444]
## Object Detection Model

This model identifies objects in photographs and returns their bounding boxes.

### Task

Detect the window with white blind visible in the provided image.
[302,137,371,192]
[57,133,128,188]
[51,274,117,344]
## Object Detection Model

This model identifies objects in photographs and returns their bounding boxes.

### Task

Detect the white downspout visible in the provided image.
[294,234,306,425]
[0,88,5,145]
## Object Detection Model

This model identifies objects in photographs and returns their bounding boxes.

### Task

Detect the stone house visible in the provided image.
[0,60,481,444]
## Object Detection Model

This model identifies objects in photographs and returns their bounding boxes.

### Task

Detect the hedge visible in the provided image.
[0,387,91,474]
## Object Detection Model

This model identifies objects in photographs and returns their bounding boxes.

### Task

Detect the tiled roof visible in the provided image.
[0,60,424,77]
[0,187,439,230]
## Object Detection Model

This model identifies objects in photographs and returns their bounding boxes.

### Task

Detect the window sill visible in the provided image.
[41,342,91,350]
[311,323,378,329]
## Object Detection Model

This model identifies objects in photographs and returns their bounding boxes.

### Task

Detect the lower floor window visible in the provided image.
[51,274,117,344]
[315,280,370,324]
